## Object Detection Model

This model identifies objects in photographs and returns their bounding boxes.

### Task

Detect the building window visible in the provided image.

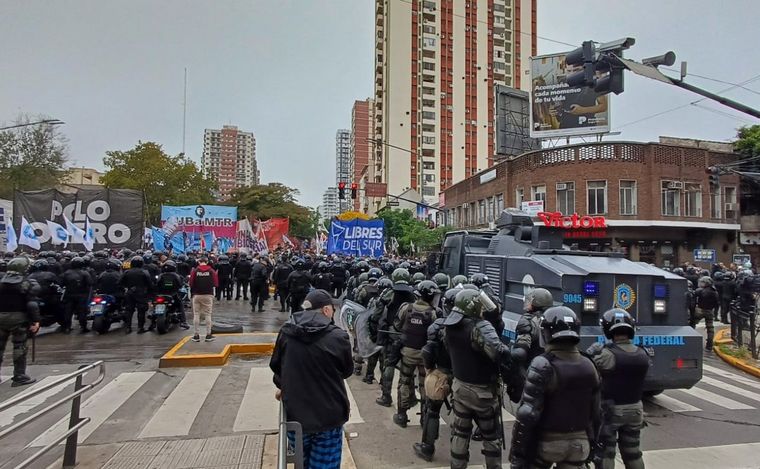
[619,180,637,215]
[424,173,436,182]
[496,193,504,214]
[423,37,436,48]
[479,200,486,224]
[469,202,477,225]
[515,188,524,206]
[422,136,436,144]
[422,161,435,170]
[684,183,702,217]
[661,180,681,216]
[587,181,607,215]
[710,190,721,218]
[487,197,495,222]
[556,182,575,214]
[531,185,546,203]
[725,186,738,219]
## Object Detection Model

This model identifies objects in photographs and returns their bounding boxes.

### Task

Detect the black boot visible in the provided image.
[375,394,392,407]
[393,412,409,428]
[413,442,434,462]
[362,374,375,384]
[11,375,36,387]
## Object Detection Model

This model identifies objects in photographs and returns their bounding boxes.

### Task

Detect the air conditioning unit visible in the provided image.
[667,181,683,190]
[725,203,737,212]
[556,183,567,190]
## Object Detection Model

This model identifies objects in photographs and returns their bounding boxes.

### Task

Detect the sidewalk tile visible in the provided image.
[103,455,156,469]
[202,435,246,451]
[194,449,242,467]
[114,441,166,457]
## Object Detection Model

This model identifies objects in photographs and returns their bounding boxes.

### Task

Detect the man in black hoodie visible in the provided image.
[269,289,353,469]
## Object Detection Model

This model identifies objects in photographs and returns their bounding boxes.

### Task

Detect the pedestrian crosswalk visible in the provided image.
[0,359,758,451]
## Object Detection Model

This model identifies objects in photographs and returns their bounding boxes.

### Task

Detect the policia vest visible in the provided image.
[401,303,434,350]
[446,318,499,385]
[539,352,598,433]
[601,344,650,405]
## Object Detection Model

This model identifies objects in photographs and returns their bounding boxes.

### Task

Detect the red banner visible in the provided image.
[256,218,290,250]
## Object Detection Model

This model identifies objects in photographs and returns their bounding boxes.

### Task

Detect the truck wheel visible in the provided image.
[156,316,168,334]
[93,316,109,334]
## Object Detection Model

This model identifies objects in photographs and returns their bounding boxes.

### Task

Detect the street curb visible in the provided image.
[712,329,760,380]
[159,333,277,368]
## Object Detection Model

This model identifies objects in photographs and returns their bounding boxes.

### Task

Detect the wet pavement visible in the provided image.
[2,296,289,366]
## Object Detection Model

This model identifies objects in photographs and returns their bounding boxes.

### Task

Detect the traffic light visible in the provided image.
[707,166,720,191]
[338,182,346,199]
[565,38,635,95]
[351,182,358,199]
[566,41,596,88]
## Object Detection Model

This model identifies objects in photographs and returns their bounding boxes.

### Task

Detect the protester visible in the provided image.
[189,256,218,342]
[269,289,353,469]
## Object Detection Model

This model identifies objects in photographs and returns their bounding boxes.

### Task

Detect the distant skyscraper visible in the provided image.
[336,129,351,212]
[202,125,259,200]
[321,187,339,220]
[351,99,373,211]
[373,0,537,206]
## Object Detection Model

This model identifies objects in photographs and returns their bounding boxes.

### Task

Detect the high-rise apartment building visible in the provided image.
[202,125,260,200]
[373,0,536,206]
[350,99,373,211]
[336,129,351,212]
[321,187,340,220]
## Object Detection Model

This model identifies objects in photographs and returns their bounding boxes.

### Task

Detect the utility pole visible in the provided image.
[182,68,187,156]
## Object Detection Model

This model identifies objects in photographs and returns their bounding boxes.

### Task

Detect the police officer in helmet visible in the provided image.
[510,306,601,469]
[0,257,41,386]
[508,288,554,402]
[444,289,513,469]
[392,279,440,428]
[586,309,649,469]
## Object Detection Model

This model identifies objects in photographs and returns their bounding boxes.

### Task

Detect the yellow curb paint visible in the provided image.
[712,329,760,380]
[159,333,277,368]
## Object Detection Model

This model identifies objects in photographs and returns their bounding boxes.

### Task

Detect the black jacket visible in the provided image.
[234,259,253,280]
[250,262,269,283]
[269,310,353,433]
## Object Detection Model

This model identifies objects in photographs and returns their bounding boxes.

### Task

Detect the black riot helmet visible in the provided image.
[162,260,177,272]
[672,267,685,277]
[319,261,330,273]
[416,280,441,304]
[106,259,122,271]
[367,267,383,281]
[376,277,393,292]
[399,261,411,270]
[70,257,86,269]
[130,256,144,268]
[356,260,370,273]
[443,288,459,314]
[293,257,306,270]
[31,259,49,272]
[540,306,581,345]
[469,273,490,288]
[601,308,636,340]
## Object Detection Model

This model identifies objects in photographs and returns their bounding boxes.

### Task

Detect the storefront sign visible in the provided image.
[733,254,751,266]
[693,249,716,263]
[537,211,607,229]
[521,200,544,216]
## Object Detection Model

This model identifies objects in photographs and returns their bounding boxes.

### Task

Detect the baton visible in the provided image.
[377,329,403,335]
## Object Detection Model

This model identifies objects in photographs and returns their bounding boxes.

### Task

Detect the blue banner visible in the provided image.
[327,219,385,258]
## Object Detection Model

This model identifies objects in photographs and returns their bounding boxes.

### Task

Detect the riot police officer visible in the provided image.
[508,288,554,402]
[0,257,40,386]
[362,277,393,384]
[414,287,457,462]
[330,257,348,298]
[215,255,234,301]
[156,261,190,329]
[250,255,270,312]
[286,258,312,313]
[95,259,124,310]
[119,256,154,334]
[392,280,440,427]
[61,257,93,333]
[693,276,719,350]
[313,262,334,291]
[233,253,253,301]
[28,259,63,328]
[444,289,512,469]
[272,257,294,312]
[586,309,650,469]
[375,268,416,407]
[510,306,601,469]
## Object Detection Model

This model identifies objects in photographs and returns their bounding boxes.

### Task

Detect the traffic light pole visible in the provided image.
[669,79,760,120]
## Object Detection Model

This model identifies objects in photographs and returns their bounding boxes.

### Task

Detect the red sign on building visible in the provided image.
[364,182,388,198]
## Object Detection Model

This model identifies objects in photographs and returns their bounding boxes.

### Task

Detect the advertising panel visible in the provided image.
[14,188,143,249]
[160,205,238,253]
[327,218,384,258]
[530,52,611,138]
[0,199,12,251]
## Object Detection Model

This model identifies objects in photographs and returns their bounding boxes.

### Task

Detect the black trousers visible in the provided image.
[216,277,233,300]
[250,281,268,310]
[277,286,289,311]
[63,295,89,330]
[124,293,149,329]
[235,279,250,300]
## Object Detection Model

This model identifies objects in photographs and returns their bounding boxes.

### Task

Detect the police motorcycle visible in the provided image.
[150,294,182,334]
[89,293,125,334]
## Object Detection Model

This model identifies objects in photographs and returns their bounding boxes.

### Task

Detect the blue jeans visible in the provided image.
[287,426,343,469]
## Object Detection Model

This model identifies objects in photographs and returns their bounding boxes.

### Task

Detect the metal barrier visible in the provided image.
[0,361,106,469]
[277,400,303,469]
[731,302,759,359]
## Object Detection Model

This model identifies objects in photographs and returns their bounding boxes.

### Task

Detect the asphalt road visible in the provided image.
[1,298,760,468]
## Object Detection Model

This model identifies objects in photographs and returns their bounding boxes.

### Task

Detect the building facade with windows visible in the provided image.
[336,129,352,213]
[351,100,373,211]
[373,0,536,210]
[202,125,259,200]
[321,187,340,221]
[440,139,742,267]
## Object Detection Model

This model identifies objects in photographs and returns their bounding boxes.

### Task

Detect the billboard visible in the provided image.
[14,188,144,249]
[0,199,12,251]
[160,205,238,253]
[327,218,384,258]
[530,52,611,138]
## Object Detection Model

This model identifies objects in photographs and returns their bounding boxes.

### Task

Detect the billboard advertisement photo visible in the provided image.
[530,52,610,138]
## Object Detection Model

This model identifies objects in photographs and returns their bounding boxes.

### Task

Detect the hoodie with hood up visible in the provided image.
[269,309,353,433]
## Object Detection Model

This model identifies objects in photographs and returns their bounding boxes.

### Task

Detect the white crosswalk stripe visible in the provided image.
[0,375,70,427]
[703,363,760,387]
[29,371,155,447]
[647,393,701,412]
[139,368,221,438]
[233,367,279,432]
[679,386,754,410]
[699,375,760,404]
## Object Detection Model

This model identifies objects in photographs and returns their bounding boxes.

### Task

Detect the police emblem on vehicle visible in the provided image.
[614,283,635,310]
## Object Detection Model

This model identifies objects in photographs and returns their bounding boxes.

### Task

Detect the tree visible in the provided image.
[231,183,318,239]
[378,208,447,255]
[735,125,760,157]
[101,142,217,224]
[0,114,69,199]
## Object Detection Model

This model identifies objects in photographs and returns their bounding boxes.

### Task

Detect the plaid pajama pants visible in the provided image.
[287,426,343,469]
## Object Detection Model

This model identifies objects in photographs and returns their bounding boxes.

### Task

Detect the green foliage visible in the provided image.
[230,183,318,239]
[0,114,69,199]
[735,125,760,157]
[377,208,447,255]
[718,344,752,360]
[101,142,216,224]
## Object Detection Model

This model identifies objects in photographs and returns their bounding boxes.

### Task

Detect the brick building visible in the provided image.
[440,139,743,267]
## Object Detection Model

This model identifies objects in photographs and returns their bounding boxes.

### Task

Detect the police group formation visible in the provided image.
[341,264,652,469]
[671,262,760,350]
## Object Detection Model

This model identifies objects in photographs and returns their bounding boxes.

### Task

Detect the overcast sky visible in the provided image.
[2,0,759,208]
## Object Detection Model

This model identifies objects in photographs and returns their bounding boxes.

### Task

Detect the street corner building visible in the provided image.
[440,137,754,267]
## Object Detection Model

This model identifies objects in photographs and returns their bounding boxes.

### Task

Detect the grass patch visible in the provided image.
[718,344,753,360]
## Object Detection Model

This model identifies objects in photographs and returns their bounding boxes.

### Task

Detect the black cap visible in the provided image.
[302,289,333,310]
